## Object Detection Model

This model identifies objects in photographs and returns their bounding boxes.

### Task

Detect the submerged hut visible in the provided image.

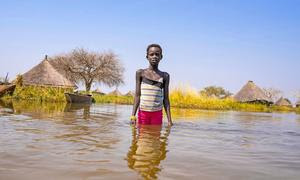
[22,56,76,88]
[92,88,105,95]
[275,97,292,107]
[108,89,122,96]
[234,80,272,105]
[296,99,300,108]
[125,90,134,97]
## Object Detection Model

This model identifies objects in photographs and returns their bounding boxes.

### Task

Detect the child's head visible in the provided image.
[146,44,163,66]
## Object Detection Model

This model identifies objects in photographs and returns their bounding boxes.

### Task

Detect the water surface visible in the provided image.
[1,101,300,180]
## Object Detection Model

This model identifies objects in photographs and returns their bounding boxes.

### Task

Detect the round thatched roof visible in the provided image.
[234,81,272,103]
[275,97,292,107]
[22,59,75,88]
[108,89,122,96]
[125,90,134,96]
[296,99,300,107]
[92,88,105,95]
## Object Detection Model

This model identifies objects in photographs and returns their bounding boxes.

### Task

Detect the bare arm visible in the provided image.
[131,69,142,118]
[163,72,173,126]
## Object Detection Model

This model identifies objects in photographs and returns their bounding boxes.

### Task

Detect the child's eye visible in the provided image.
[149,53,159,56]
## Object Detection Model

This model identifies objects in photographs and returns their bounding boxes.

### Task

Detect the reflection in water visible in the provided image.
[5,99,66,118]
[0,100,120,150]
[126,125,171,179]
[1,100,300,179]
[171,108,221,121]
[64,103,91,119]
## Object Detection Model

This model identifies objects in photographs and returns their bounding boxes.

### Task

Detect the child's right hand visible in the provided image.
[130,116,137,125]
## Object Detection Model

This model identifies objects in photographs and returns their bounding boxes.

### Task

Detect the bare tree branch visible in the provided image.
[50,48,124,92]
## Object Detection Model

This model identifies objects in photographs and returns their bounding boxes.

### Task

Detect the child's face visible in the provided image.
[147,47,162,66]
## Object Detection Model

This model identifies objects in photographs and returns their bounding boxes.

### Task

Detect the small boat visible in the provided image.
[65,93,93,104]
[0,84,16,97]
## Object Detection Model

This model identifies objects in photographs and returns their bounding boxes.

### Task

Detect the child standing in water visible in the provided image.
[131,44,173,126]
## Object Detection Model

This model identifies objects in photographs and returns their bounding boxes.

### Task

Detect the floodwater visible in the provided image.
[1,101,300,180]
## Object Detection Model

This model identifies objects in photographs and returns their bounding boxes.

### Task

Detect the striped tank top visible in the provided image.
[140,76,164,112]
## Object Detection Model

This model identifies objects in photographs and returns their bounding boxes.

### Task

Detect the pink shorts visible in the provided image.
[138,109,163,125]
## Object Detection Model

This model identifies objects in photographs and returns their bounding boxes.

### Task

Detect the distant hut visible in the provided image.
[125,90,134,97]
[108,89,122,96]
[22,56,76,88]
[275,97,292,107]
[93,88,105,95]
[234,80,272,105]
[296,99,300,108]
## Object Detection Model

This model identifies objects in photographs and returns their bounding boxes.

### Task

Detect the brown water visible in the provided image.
[1,101,300,180]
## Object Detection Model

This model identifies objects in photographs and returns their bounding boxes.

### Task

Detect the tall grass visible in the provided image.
[3,84,298,113]
[91,85,298,113]
[295,107,300,114]
[169,85,270,112]
[12,85,73,102]
[93,93,133,104]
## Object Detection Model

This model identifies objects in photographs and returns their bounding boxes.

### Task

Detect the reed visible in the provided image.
[12,85,73,102]
[169,85,270,112]
[93,93,133,104]
[295,107,300,114]
[4,84,298,113]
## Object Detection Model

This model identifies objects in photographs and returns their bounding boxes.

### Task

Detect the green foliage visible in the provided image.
[295,107,300,114]
[12,85,73,102]
[199,86,232,98]
[270,105,295,112]
[170,87,269,112]
[93,94,133,104]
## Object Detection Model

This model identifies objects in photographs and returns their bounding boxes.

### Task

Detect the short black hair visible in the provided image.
[147,44,162,54]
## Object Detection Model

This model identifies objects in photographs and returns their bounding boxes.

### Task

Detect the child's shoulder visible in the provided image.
[136,68,144,72]
[160,70,170,79]
[136,69,145,77]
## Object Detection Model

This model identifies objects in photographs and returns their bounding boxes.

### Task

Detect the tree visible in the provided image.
[50,48,124,92]
[262,88,282,102]
[0,73,9,84]
[199,86,232,98]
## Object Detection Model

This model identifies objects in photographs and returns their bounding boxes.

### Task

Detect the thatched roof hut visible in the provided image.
[92,88,105,95]
[22,57,75,88]
[296,99,300,108]
[234,80,272,104]
[125,90,134,96]
[275,97,292,107]
[108,89,122,96]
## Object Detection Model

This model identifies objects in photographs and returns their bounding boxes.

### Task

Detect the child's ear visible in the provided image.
[161,54,163,59]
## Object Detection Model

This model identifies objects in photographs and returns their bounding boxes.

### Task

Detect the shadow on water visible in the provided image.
[126,124,171,179]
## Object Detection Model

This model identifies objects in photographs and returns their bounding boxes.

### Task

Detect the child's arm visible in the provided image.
[131,69,142,122]
[163,72,173,126]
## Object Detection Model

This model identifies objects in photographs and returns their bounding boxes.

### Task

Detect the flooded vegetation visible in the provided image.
[1,101,300,179]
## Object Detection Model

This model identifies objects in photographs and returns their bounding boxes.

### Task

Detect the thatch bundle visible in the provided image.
[22,58,75,88]
[234,81,272,104]
[108,89,122,96]
[275,97,292,107]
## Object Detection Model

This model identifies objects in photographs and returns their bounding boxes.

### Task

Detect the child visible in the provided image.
[131,44,173,126]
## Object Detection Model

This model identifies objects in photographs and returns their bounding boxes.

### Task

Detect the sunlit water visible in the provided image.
[1,101,300,180]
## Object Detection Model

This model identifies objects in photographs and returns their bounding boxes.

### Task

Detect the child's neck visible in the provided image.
[148,65,159,71]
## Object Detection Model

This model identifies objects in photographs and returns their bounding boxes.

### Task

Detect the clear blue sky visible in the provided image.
[1,0,299,100]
